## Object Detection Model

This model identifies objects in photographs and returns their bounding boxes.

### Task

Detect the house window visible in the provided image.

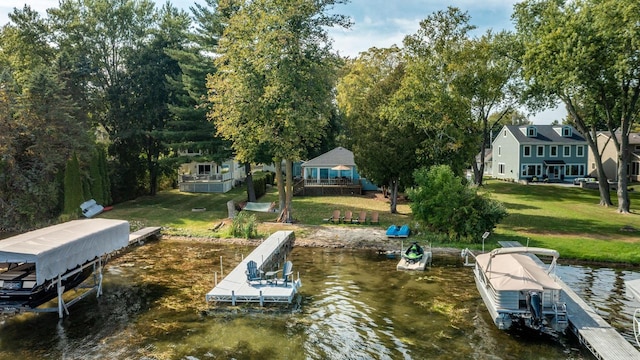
[498,146,502,156]
[498,163,505,175]
[503,130,507,137]
[537,146,544,157]
[565,164,585,176]
[577,146,584,157]
[198,164,211,175]
[522,164,541,176]
[523,145,531,157]
[563,145,571,157]
[591,162,595,170]
[562,126,572,137]
[550,145,558,157]
[632,162,640,176]
[527,126,537,137]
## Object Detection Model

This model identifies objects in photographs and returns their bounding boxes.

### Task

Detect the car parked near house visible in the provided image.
[573,176,596,185]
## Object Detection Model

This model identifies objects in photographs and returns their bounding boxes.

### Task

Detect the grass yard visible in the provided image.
[481,180,640,263]
[100,180,640,264]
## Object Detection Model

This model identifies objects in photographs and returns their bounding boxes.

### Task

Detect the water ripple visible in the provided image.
[304,276,410,360]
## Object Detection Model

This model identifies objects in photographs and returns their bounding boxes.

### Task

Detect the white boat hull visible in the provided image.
[397,251,432,271]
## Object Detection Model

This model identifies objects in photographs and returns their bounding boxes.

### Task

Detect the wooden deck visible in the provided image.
[205,231,301,305]
[498,241,640,359]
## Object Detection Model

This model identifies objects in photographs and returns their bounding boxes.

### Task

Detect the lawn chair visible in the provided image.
[278,261,293,286]
[370,211,379,225]
[245,260,263,284]
[353,210,366,224]
[266,260,294,286]
[328,209,341,224]
[343,210,353,223]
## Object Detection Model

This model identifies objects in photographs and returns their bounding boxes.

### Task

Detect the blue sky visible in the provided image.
[0,0,563,123]
[1,0,518,57]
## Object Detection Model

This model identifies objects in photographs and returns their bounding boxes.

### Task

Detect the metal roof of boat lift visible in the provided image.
[0,219,129,284]
[0,218,130,317]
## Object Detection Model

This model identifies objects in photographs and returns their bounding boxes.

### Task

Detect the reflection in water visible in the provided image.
[0,240,636,359]
[557,265,640,345]
[305,274,409,359]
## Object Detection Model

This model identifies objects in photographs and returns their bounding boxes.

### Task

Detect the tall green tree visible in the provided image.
[452,31,521,185]
[109,3,189,197]
[208,0,350,222]
[514,0,640,212]
[387,7,479,177]
[165,0,232,173]
[337,46,423,213]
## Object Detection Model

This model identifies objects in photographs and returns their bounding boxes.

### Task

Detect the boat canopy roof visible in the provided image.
[0,219,129,285]
[489,246,559,259]
[476,251,561,292]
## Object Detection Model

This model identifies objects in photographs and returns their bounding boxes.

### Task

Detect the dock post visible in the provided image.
[232,291,236,306]
[260,291,264,306]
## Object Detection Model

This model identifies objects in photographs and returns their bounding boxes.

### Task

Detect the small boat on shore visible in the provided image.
[397,242,431,271]
[386,224,410,238]
[461,247,568,333]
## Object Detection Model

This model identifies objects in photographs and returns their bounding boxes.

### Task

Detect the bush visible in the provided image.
[252,171,274,199]
[407,165,507,243]
[230,211,259,239]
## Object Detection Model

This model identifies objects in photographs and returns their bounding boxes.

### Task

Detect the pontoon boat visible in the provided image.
[462,247,568,332]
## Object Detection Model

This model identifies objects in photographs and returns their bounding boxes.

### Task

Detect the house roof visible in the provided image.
[302,147,355,167]
[504,125,586,144]
[597,131,640,145]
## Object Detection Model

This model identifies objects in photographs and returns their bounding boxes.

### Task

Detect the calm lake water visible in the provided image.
[0,238,638,360]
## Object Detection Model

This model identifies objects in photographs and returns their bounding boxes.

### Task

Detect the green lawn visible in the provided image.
[100,180,640,264]
[481,180,640,263]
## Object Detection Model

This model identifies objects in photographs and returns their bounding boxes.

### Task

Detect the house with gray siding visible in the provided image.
[491,125,588,182]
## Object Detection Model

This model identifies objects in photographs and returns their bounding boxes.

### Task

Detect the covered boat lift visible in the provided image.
[0,218,129,318]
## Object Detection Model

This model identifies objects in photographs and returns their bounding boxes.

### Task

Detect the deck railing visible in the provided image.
[304,178,357,186]
[179,173,233,182]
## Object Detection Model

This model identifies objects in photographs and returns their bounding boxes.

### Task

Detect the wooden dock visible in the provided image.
[205,231,301,305]
[498,241,640,359]
[128,226,161,245]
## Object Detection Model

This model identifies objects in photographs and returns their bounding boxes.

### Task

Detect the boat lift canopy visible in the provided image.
[0,219,129,285]
[0,219,129,318]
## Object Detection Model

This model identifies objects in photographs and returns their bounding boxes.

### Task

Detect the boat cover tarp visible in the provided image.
[476,252,561,292]
[0,219,129,285]
[243,202,275,212]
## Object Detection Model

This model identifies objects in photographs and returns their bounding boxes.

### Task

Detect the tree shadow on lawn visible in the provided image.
[499,213,640,241]
[499,201,540,211]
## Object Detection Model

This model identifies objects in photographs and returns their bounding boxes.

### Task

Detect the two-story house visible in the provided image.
[491,125,588,183]
[588,131,640,182]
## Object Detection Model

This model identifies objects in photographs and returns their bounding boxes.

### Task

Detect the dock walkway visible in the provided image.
[498,241,640,360]
[128,226,161,245]
[206,231,301,305]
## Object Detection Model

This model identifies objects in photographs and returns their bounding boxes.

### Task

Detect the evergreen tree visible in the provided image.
[63,153,84,215]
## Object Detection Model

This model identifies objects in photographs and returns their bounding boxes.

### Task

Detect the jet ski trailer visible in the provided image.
[0,219,129,318]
